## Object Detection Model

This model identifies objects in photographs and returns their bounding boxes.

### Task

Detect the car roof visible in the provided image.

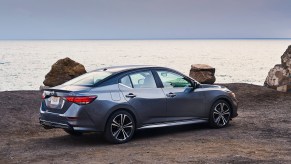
[92,65,197,87]
[93,65,167,73]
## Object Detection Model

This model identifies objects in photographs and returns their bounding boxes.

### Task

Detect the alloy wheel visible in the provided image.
[111,114,134,141]
[212,102,231,127]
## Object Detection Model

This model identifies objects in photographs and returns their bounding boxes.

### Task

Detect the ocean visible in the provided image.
[0,39,290,91]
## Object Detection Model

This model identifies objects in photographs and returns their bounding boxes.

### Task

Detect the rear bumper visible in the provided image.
[39,111,97,132]
[40,119,70,129]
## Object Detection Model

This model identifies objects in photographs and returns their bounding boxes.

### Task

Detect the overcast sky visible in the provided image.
[0,0,290,39]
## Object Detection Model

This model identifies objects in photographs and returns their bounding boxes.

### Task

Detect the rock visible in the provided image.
[189,64,216,84]
[43,57,87,87]
[264,46,291,92]
[281,45,291,70]
[39,85,50,91]
[264,64,290,86]
[276,85,291,92]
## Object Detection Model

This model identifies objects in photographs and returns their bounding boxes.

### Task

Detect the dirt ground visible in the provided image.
[0,83,290,164]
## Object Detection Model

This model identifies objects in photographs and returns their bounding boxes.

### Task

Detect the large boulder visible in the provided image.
[264,46,291,92]
[189,64,216,84]
[43,57,87,87]
[264,64,290,86]
[281,45,291,71]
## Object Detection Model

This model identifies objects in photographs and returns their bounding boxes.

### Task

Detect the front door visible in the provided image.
[155,70,205,121]
[118,70,167,125]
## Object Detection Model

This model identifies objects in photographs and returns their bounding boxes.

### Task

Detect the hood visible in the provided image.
[199,84,224,89]
[197,84,231,92]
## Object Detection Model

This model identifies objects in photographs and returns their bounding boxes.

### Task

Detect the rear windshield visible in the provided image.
[63,71,112,86]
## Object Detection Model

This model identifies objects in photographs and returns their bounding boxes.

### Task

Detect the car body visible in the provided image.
[39,65,238,143]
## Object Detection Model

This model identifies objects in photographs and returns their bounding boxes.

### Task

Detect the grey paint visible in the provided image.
[39,65,238,132]
[119,84,167,124]
[162,87,205,120]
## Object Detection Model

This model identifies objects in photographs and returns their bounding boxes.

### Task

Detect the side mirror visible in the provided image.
[191,81,197,90]
[183,80,197,93]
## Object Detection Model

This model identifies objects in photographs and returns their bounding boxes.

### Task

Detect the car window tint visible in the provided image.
[63,71,112,86]
[120,75,132,88]
[157,71,191,88]
[129,71,157,88]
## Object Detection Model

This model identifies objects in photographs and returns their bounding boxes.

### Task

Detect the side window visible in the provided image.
[120,75,132,88]
[157,71,191,88]
[129,71,157,88]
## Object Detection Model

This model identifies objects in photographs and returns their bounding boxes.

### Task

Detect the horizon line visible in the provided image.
[1,38,291,41]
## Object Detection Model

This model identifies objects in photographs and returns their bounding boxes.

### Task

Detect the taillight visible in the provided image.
[42,92,46,99]
[64,96,97,105]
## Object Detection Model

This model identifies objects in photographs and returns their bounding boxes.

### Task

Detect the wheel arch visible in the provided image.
[103,104,140,130]
[210,96,234,115]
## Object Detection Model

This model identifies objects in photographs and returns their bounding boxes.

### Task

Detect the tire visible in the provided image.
[209,100,231,128]
[63,129,83,136]
[104,110,135,144]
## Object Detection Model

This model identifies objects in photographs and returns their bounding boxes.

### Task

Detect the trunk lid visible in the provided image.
[41,85,92,114]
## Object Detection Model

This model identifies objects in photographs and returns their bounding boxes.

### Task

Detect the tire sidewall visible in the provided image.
[209,100,231,128]
[104,110,135,144]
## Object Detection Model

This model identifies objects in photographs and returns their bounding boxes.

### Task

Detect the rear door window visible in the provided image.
[129,71,157,88]
[120,75,133,88]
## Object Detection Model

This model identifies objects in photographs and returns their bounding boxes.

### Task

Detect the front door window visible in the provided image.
[156,71,191,88]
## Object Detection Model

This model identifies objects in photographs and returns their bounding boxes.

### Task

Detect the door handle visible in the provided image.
[166,92,176,98]
[126,93,136,98]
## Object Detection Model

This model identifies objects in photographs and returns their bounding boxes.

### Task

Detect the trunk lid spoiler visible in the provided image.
[43,85,92,97]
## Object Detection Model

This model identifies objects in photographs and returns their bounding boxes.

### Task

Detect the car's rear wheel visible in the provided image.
[104,110,135,144]
[209,100,231,128]
[63,129,83,136]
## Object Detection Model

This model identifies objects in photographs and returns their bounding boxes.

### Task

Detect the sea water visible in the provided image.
[0,39,290,91]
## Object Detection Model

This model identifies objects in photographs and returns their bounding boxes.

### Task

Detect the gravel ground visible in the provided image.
[0,83,290,164]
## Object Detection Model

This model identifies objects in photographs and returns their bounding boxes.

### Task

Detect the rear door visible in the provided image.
[155,70,205,121]
[118,70,167,125]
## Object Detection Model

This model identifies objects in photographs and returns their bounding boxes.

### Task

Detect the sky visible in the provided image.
[0,0,290,39]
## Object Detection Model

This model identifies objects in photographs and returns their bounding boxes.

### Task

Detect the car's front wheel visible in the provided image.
[104,110,135,144]
[209,100,231,128]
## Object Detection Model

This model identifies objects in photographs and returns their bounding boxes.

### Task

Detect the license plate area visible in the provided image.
[51,96,60,105]
[46,96,65,109]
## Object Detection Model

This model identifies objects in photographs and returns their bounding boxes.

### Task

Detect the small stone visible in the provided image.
[276,85,288,92]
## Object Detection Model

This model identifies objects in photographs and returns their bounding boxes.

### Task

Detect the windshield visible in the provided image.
[63,71,112,86]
